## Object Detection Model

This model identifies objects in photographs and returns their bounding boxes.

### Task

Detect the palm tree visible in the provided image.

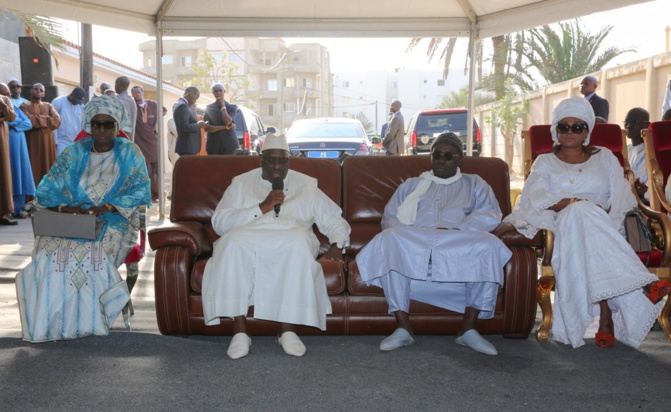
[355,112,374,134]
[520,20,633,86]
[1,9,65,65]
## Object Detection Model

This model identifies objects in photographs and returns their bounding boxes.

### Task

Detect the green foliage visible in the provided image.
[438,85,495,109]
[180,48,255,109]
[485,78,528,167]
[2,9,65,67]
[355,112,374,133]
[520,19,633,86]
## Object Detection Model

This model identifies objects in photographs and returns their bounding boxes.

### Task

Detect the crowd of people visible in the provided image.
[3,73,671,361]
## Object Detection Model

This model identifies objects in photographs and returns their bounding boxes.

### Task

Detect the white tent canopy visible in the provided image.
[1,0,651,38]
[1,0,652,216]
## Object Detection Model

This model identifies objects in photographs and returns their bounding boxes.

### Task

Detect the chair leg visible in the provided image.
[125,262,139,317]
[658,296,671,343]
[536,274,555,342]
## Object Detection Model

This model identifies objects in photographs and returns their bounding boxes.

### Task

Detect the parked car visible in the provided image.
[233,105,276,155]
[286,118,372,161]
[405,108,481,156]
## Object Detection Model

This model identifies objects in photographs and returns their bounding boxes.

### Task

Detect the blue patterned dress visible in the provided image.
[15,137,151,342]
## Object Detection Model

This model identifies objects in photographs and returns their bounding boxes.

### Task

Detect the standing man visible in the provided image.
[624,107,651,201]
[51,87,85,155]
[6,78,28,107]
[204,83,239,155]
[382,100,405,155]
[99,82,112,96]
[202,134,350,359]
[580,75,609,121]
[0,83,34,220]
[356,133,511,355]
[172,87,208,156]
[0,85,17,225]
[114,76,137,140]
[20,83,61,187]
[132,85,166,201]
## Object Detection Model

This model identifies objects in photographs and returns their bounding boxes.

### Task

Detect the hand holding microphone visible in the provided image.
[272,177,284,217]
[259,178,285,216]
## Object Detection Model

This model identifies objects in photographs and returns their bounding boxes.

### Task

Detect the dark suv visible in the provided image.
[233,105,276,155]
[405,109,481,156]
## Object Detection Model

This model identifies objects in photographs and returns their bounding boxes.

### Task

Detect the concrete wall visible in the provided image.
[477,51,671,174]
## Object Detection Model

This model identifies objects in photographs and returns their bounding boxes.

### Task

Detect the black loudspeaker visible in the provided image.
[20,85,58,104]
[19,36,54,86]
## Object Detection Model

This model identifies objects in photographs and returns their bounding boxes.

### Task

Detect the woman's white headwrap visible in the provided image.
[550,96,595,146]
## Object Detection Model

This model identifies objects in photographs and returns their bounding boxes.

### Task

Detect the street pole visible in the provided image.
[80,23,93,102]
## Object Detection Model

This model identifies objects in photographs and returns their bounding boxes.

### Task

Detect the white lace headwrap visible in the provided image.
[551,96,595,146]
[397,169,462,225]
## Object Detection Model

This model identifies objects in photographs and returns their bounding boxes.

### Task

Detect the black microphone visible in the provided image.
[272,177,284,217]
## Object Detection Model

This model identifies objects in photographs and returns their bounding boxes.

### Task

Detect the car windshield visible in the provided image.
[417,114,468,132]
[289,122,364,138]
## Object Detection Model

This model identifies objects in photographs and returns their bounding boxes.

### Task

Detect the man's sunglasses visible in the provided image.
[9,84,21,89]
[556,122,588,134]
[431,151,460,161]
[91,121,118,130]
[262,156,290,165]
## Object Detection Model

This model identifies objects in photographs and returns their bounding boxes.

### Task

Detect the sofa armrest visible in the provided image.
[148,221,212,256]
[494,222,545,248]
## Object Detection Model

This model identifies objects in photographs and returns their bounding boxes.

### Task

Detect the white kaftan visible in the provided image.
[202,169,350,331]
[355,172,512,318]
[627,143,648,199]
[16,152,138,342]
[504,148,661,348]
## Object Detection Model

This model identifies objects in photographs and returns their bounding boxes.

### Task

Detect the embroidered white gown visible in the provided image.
[504,148,661,348]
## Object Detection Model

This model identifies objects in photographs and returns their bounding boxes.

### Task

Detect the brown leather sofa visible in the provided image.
[148,155,540,338]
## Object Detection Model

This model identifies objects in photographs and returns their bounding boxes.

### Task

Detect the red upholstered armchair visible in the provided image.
[523,123,671,342]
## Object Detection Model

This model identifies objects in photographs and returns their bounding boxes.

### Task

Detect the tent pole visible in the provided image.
[155,21,165,219]
[466,22,477,157]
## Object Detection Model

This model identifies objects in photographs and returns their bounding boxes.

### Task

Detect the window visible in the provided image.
[162,54,173,65]
[391,82,397,89]
[303,78,312,88]
[343,112,350,118]
[285,77,295,87]
[343,97,350,104]
[147,57,152,67]
[268,104,274,117]
[267,79,278,91]
[343,81,350,88]
[437,79,445,87]
[229,54,243,65]
[424,80,428,84]
[212,53,224,64]
[181,56,192,67]
[284,103,296,113]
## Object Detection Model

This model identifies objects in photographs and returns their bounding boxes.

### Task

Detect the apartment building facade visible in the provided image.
[139,37,334,132]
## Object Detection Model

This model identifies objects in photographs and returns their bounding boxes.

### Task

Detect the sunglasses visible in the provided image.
[262,156,290,165]
[91,120,118,130]
[431,151,460,161]
[556,122,588,134]
[9,84,21,89]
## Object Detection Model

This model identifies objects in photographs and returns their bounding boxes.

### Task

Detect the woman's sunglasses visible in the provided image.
[431,151,460,161]
[556,122,588,134]
[91,121,118,130]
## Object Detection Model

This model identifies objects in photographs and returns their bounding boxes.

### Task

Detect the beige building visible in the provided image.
[139,37,334,132]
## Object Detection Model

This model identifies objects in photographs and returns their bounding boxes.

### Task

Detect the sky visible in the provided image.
[59,0,671,75]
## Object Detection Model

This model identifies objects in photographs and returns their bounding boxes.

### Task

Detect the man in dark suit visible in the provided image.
[580,75,609,121]
[204,83,239,155]
[382,100,405,155]
[173,87,208,156]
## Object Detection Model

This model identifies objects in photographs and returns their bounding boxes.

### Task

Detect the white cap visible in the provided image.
[262,133,290,153]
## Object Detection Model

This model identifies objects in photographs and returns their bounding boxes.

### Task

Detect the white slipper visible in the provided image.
[227,333,251,360]
[380,328,415,351]
[455,329,498,355]
[278,331,306,357]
